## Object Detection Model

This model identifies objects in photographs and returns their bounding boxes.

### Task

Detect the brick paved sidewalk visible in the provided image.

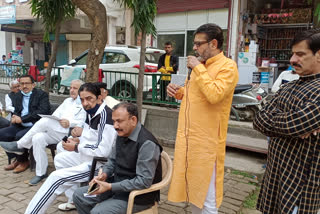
[0,148,261,214]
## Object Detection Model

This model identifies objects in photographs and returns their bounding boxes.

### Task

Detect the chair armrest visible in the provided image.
[89,156,108,181]
[126,178,171,214]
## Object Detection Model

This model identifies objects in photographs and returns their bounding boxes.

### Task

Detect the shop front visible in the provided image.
[237,0,313,91]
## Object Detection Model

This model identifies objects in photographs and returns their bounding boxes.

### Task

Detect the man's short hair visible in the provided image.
[78,82,101,98]
[2,55,5,58]
[291,28,320,55]
[165,41,172,46]
[94,82,107,90]
[20,75,35,83]
[194,23,224,50]
[71,79,84,85]
[9,79,19,88]
[113,102,139,120]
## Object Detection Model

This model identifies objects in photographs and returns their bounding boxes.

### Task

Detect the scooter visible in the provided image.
[231,84,268,121]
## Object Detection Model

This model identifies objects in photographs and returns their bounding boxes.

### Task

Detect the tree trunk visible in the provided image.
[45,19,62,94]
[72,0,108,82]
[137,30,146,122]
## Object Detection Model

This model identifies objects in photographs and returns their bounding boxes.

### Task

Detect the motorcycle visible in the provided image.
[231,84,268,121]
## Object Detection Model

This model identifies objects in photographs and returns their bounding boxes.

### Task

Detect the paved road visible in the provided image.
[0,147,263,214]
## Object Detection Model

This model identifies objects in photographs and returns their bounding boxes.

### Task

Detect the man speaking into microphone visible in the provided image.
[167,23,238,214]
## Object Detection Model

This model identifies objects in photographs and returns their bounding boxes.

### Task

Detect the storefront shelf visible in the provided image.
[261,49,291,51]
[258,23,312,28]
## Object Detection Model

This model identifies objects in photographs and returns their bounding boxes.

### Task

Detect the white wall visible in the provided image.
[0,31,7,57]
[5,32,12,57]
[156,9,228,32]
[155,8,229,74]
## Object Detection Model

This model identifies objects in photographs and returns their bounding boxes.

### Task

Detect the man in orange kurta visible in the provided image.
[167,23,238,213]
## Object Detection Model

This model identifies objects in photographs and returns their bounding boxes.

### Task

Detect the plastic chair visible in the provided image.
[126,151,173,214]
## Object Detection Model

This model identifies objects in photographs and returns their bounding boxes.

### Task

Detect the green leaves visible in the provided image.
[315,4,320,23]
[30,0,76,42]
[116,0,157,37]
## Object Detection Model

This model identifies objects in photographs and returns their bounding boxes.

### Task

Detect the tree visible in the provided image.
[30,0,76,93]
[71,0,108,82]
[117,0,157,121]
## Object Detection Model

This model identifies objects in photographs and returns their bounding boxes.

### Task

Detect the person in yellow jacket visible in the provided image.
[157,41,179,101]
[167,23,238,214]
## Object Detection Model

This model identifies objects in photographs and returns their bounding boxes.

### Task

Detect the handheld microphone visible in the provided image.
[187,53,201,81]
[187,67,192,80]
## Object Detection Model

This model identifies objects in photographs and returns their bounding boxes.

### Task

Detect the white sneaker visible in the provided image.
[58,202,76,211]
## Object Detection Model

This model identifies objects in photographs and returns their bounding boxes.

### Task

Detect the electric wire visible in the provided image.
[184,75,191,203]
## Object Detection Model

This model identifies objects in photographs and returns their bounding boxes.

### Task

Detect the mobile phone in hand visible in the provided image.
[87,182,99,195]
[62,136,68,142]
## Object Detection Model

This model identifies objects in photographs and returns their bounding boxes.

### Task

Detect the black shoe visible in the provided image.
[29,174,48,186]
[0,141,24,155]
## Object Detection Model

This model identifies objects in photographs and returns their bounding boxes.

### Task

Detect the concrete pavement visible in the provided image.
[0,146,263,214]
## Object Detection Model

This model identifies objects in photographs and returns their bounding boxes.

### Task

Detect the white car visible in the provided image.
[50,45,165,98]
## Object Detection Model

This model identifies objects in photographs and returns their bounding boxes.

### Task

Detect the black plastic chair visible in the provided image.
[29,144,57,172]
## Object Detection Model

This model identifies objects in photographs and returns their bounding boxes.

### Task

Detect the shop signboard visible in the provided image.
[0,5,16,24]
[1,20,33,34]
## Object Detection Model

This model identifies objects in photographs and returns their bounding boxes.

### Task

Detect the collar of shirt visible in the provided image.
[205,51,224,67]
[127,122,142,142]
[298,73,320,82]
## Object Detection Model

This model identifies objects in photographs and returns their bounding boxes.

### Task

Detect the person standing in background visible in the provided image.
[158,41,179,101]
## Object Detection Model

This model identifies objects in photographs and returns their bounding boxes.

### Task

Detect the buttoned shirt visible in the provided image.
[52,96,86,133]
[254,74,320,213]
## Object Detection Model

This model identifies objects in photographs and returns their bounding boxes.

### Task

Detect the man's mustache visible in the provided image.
[292,63,302,68]
[115,128,123,132]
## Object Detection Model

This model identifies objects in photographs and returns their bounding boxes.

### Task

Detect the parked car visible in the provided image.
[50,45,165,98]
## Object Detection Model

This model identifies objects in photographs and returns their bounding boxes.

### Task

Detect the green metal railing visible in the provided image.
[0,64,30,83]
[0,65,181,106]
[0,64,63,94]
[102,70,180,106]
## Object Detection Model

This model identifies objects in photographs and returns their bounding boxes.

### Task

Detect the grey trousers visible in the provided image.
[0,117,10,129]
[73,186,152,214]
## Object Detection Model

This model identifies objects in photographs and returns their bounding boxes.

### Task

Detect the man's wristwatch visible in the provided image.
[74,142,80,153]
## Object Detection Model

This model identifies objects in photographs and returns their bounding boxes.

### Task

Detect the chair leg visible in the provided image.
[29,147,35,172]
[50,147,55,159]
[6,152,16,164]
[153,203,158,214]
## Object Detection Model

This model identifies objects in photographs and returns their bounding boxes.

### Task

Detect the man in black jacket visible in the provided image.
[0,75,50,173]
[73,102,162,214]
[157,42,179,101]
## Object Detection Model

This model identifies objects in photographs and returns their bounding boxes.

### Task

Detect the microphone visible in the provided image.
[187,67,192,80]
[187,53,201,81]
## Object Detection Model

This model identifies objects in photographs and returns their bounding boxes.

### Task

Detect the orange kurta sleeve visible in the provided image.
[193,60,238,105]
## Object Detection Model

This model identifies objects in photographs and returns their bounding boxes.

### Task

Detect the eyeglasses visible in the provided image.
[193,40,209,48]
[20,82,32,86]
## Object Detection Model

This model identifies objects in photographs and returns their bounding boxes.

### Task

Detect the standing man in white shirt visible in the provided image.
[2,79,86,185]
